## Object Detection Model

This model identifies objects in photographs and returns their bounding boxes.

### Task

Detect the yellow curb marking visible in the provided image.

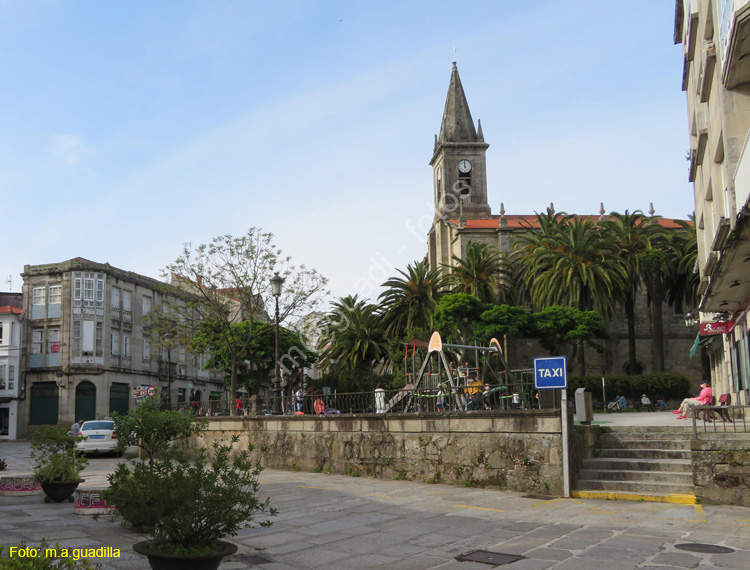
[694,504,705,519]
[453,504,505,513]
[369,494,407,500]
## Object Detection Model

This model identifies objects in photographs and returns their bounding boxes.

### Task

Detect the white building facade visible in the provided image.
[675,0,750,404]
[0,300,23,440]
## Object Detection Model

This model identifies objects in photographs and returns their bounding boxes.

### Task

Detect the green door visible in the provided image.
[74,381,97,422]
[109,383,130,416]
[30,382,59,425]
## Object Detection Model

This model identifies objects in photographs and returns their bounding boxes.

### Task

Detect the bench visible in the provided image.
[698,393,732,423]
[633,402,656,412]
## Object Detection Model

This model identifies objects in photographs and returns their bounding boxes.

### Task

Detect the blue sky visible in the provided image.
[0,1,691,301]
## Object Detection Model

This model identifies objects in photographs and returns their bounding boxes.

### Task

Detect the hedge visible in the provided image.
[567,373,691,403]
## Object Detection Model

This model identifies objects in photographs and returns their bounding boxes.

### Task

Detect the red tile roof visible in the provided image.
[451,214,690,230]
[0,306,23,315]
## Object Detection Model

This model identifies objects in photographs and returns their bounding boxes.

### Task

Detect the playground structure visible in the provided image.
[395,332,535,413]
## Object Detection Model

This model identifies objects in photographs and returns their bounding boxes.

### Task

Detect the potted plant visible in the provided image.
[104,395,275,570]
[31,425,88,503]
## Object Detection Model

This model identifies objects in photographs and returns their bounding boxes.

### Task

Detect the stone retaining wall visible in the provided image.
[196,411,567,496]
[692,435,750,507]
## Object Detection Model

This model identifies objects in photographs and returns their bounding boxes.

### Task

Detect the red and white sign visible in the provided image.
[700,321,736,336]
[146,385,157,397]
[50,342,60,353]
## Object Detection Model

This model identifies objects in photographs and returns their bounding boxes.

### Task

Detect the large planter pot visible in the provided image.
[133,540,238,570]
[40,480,82,503]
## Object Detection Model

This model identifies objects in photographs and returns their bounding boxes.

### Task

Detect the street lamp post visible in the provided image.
[270,272,284,414]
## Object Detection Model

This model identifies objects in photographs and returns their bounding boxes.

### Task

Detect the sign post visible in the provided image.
[534,356,570,498]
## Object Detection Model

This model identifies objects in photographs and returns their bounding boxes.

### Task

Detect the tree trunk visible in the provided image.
[578,338,586,376]
[650,265,665,372]
[625,291,637,374]
[229,362,238,416]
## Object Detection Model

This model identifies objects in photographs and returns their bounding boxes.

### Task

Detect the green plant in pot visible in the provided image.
[103,395,275,570]
[31,425,88,503]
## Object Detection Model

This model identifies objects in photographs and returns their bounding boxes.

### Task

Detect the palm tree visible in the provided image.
[448,241,504,303]
[317,295,388,371]
[665,217,699,314]
[516,216,626,374]
[604,211,667,374]
[379,260,448,340]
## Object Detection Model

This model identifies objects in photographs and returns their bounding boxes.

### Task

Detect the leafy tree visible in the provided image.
[530,306,608,362]
[433,292,488,345]
[147,228,327,415]
[194,320,314,392]
[475,304,533,341]
[448,242,504,303]
[379,260,448,340]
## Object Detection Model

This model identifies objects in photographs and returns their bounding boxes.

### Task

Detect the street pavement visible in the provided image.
[1,417,749,570]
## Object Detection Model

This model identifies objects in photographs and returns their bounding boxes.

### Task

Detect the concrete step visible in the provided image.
[578,469,693,484]
[598,432,693,442]
[581,457,692,473]
[596,439,691,451]
[596,448,691,460]
[600,426,694,434]
[575,478,695,495]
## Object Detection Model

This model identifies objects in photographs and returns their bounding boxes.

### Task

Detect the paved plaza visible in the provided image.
[1,433,749,570]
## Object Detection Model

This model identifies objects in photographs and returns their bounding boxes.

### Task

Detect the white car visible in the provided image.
[76,420,121,456]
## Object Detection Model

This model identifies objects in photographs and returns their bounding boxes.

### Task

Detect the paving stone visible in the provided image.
[274,545,353,567]
[524,547,574,561]
[651,551,703,568]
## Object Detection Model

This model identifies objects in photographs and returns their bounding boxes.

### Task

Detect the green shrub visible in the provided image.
[567,373,691,402]
[104,396,275,553]
[30,426,87,483]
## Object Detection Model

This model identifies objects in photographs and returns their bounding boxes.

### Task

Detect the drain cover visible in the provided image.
[522,494,559,500]
[457,550,523,565]
[675,543,735,554]
[236,553,275,564]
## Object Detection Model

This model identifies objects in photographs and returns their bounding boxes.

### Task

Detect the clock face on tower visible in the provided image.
[458,159,472,173]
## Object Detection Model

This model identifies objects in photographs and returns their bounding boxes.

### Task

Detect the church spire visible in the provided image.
[438,62,478,144]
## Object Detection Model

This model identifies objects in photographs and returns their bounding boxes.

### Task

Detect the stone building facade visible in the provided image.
[674,0,750,405]
[19,258,226,437]
[426,63,702,379]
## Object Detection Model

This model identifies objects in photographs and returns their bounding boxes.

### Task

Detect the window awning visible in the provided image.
[689,333,714,358]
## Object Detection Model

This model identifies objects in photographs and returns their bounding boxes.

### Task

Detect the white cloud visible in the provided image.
[50,134,92,167]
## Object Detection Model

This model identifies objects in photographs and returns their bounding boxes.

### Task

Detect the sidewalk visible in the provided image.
[1,441,749,569]
[584,409,694,428]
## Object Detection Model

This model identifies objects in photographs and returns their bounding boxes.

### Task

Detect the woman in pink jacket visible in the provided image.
[675,381,712,419]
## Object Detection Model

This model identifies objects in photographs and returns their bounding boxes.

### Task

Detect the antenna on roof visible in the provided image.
[5,275,12,291]
[452,41,456,63]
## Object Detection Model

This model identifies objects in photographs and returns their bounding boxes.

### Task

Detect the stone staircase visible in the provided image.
[572,426,697,504]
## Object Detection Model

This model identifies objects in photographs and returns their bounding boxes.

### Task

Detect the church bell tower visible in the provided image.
[430,62,491,220]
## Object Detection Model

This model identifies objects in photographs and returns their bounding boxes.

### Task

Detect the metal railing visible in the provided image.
[691,404,749,438]
[170,380,541,418]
